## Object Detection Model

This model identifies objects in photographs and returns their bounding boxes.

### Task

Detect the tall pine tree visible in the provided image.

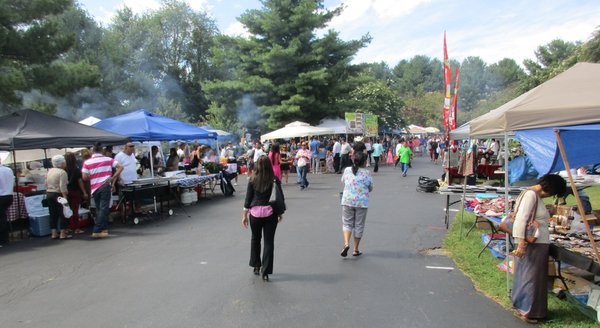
[206,0,370,130]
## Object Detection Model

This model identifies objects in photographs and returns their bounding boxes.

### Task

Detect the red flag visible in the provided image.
[449,67,460,130]
[443,31,451,135]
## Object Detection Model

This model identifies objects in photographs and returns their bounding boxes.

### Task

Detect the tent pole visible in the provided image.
[10,148,18,240]
[504,133,511,295]
[459,175,466,240]
[554,129,600,263]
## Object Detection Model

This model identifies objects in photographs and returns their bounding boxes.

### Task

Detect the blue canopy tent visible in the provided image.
[93,109,217,178]
[515,123,600,176]
[92,109,217,141]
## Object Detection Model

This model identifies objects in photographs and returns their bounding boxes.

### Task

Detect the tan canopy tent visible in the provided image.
[470,62,600,137]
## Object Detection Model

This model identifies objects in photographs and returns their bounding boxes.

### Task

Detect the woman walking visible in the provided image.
[340,151,373,257]
[511,174,566,323]
[279,145,291,183]
[242,156,284,281]
[268,143,282,181]
[46,155,72,240]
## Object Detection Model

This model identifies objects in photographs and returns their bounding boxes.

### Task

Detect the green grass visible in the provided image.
[443,185,600,327]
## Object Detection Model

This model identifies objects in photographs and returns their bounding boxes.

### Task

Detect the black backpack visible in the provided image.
[416,176,438,193]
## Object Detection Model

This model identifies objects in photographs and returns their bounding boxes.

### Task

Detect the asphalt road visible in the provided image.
[0,155,528,328]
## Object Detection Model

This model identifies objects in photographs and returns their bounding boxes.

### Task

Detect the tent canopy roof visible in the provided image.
[0,109,129,151]
[470,62,600,136]
[260,121,335,142]
[93,109,216,141]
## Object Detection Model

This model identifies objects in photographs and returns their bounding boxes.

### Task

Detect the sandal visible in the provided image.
[340,245,350,257]
[253,267,260,275]
[513,310,538,324]
[74,229,85,234]
[353,251,362,257]
[59,234,73,240]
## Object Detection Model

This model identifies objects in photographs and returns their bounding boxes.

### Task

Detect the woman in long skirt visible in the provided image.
[511,174,566,323]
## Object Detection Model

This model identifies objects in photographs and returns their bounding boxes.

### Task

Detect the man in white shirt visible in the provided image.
[332,138,342,173]
[394,138,403,167]
[253,142,265,163]
[0,159,15,246]
[340,139,352,172]
[220,143,235,159]
[115,143,138,185]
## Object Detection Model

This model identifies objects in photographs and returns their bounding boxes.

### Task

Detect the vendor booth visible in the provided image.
[443,62,600,319]
[0,109,130,237]
[93,110,225,224]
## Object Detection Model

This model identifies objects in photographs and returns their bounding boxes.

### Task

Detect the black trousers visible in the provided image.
[47,192,67,230]
[0,195,13,245]
[249,214,278,275]
[373,156,380,172]
[333,154,341,173]
[341,154,350,171]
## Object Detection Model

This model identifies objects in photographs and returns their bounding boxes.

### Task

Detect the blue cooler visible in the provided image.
[29,210,51,237]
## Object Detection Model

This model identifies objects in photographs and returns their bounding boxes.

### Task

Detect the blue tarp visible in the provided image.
[93,109,217,141]
[515,123,600,176]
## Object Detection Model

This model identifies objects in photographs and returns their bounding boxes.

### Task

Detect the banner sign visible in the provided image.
[345,112,364,134]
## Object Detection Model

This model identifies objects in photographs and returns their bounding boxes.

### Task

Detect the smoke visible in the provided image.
[237,94,262,127]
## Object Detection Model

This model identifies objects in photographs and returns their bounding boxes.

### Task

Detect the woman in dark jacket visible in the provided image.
[242,156,283,281]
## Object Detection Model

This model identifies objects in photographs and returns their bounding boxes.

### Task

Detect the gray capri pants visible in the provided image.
[342,205,368,238]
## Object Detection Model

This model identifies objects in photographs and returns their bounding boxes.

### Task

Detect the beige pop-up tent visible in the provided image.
[260,121,335,142]
[470,62,600,137]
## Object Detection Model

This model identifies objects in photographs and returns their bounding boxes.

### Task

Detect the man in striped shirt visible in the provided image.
[82,143,123,238]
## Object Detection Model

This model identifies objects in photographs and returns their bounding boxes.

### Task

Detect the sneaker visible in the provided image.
[92,232,109,238]
[402,173,407,177]
[234,182,238,186]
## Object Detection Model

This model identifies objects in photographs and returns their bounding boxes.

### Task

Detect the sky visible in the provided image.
[77,0,600,67]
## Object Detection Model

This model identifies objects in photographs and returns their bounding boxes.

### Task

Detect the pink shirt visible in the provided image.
[82,154,118,194]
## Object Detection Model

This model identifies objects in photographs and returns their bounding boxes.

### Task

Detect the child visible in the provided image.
[325,149,335,173]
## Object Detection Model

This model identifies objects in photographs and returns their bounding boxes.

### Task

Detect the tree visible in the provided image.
[206,0,370,130]
[342,80,405,129]
[0,0,99,112]
[519,39,578,91]
[458,56,487,112]
[581,27,600,62]
[392,55,444,97]
[485,58,525,92]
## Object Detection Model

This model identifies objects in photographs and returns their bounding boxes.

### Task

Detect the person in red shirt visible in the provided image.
[82,143,123,238]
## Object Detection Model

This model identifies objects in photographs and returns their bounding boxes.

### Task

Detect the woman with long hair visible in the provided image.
[65,152,87,234]
[241,156,283,281]
[268,143,281,181]
[340,151,373,257]
[279,145,291,183]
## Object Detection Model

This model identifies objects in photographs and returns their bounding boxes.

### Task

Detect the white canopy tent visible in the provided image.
[260,121,335,142]
[79,116,101,126]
